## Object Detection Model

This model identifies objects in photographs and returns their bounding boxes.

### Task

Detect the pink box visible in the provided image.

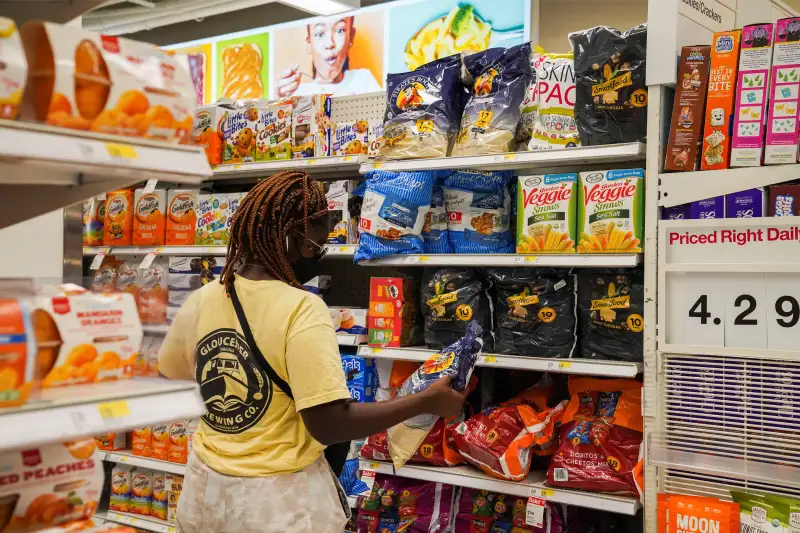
[731,23,775,167]
[765,18,800,164]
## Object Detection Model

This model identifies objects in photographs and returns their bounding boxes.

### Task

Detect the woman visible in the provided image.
[158,170,468,533]
[277,16,381,97]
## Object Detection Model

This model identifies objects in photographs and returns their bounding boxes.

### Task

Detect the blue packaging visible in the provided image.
[725,187,766,218]
[342,355,377,402]
[661,196,724,219]
[422,181,452,253]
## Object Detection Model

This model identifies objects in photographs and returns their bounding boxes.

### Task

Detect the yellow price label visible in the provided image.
[233,164,242,170]
[417,256,430,263]
[307,159,317,165]
[372,348,383,354]
[540,489,554,497]
[504,153,517,161]
[369,462,380,470]
[559,362,572,369]
[484,356,497,363]
[343,156,355,162]
[373,163,384,170]
[169,528,176,533]
[475,110,494,129]
[97,400,131,419]
[524,256,538,263]
[105,143,138,160]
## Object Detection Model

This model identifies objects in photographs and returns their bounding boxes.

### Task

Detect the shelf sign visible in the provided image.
[139,250,160,270]
[97,400,131,420]
[526,497,545,527]
[678,0,735,33]
[105,142,138,160]
[89,249,109,270]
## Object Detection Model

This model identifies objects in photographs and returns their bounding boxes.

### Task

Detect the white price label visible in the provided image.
[139,251,159,270]
[526,497,545,527]
[361,470,376,490]
[89,251,108,270]
[723,273,767,349]
[143,178,158,193]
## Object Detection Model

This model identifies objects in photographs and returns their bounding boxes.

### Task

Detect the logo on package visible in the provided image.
[716,35,734,52]
[391,77,432,112]
[195,329,272,434]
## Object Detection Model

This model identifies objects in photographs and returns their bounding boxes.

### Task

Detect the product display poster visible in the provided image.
[171,42,213,105]
[215,31,270,101]
[271,10,385,99]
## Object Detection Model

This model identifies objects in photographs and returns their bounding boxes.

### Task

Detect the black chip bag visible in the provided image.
[569,24,648,146]
[422,268,493,351]
[578,270,644,361]
[488,268,577,358]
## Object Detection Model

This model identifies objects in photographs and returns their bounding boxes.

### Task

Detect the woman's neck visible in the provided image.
[236,262,278,281]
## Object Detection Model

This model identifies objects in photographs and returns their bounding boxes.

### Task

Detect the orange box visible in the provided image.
[701,30,742,171]
[167,420,188,464]
[104,189,134,246]
[132,426,152,457]
[132,188,166,246]
[95,432,126,451]
[0,299,35,408]
[166,189,199,245]
[151,422,169,460]
[82,195,105,246]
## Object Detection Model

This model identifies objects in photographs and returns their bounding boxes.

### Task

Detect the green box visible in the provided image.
[577,169,644,253]
[516,173,578,254]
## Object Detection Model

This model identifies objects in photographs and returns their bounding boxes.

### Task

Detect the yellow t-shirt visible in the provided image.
[158,276,351,477]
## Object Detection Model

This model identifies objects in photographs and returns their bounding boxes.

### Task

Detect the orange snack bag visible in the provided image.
[167,420,188,464]
[150,423,169,460]
[95,433,125,451]
[132,189,166,246]
[132,426,152,457]
[0,299,35,408]
[104,189,134,246]
[701,30,742,170]
[165,189,198,245]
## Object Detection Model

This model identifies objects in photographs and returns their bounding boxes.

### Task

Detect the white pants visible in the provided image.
[176,452,350,533]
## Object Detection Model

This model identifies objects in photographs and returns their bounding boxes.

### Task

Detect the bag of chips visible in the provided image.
[357,475,454,533]
[354,170,436,262]
[528,51,581,151]
[387,321,483,470]
[516,46,543,149]
[488,268,577,358]
[422,180,453,254]
[569,24,648,146]
[455,489,565,533]
[380,55,463,160]
[360,417,464,467]
[578,270,644,361]
[422,268,493,350]
[443,170,515,254]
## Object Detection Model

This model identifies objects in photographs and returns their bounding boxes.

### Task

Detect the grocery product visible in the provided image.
[109,464,132,513]
[342,355,377,403]
[82,195,105,247]
[360,418,463,467]
[368,276,423,348]
[132,426,152,457]
[165,189,199,246]
[547,377,643,496]
[220,103,258,164]
[192,102,231,166]
[367,120,384,158]
[443,170,514,254]
[727,188,766,218]
[255,101,292,161]
[732,23,776,167]
[421,180,452,254]
[354,170,435,262]
[732,492,789,533]
[185,420,198,457]
[129,468,153,516]
[151,471,168,520]
[453,43,533,156]
[0,440,103,531]
[488,268,577,358]
[577,169,644,254]
[132,189,166,246]
[331,121,369,157]
[665,46,712,171]
[528,51,581,151]
[196,193,242,245]
[168,421,188,464]
[137,258,167,324]
[702,30,742,170]
[150,424,168,461]
[325,181,351,244]
[95,433,125,451]
[421,268,493,350]
[291,94,331,159]
[769,183,800,215]
[517,49,539,150]
[454,489,565,533]
[356,475,454,533]
[578,270,644,361]
[167,256,223,293]
[516,173,577,254]
[0,18,26,120]
[661,196,725,219]
[146,336,162,377]
[387,321,482,469]
[570,24,648,145]
[766,17,800,164]
[0,299,36,408]
[20,22,193,143]
[658,494,740,533]
[104,190,134,246]
[380,55,462,160]
[333,307,367,335]
[166,474,183,524]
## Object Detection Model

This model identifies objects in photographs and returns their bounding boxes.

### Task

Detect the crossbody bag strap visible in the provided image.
[229,278,294,401]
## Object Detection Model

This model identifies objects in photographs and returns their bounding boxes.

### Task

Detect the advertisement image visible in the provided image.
[215,31,270,101]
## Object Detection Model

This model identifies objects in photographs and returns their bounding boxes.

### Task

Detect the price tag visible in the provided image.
[371,348,383,354]
[417,256,430,263]
[139,250,160,270]
[361,470,377,490]
[504,154,517,161]
[483,355,497,364]
[524,256,538,263]
[373,163,384,170]
[105,142,138,160]
[97,400,130,419]
[765,274,800,350]
[142,179,158,194]
[307,159,317,165]
[681,273,726,347]
[233,164,242,170]
[526,497,545,528]
[89,250,109,270]
[343,156,356,162]
[723,273,767,348]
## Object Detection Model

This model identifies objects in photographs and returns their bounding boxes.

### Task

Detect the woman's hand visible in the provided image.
[421,376,470,418]
[277,65,302,97]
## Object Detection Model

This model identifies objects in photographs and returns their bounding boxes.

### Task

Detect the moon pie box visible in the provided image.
[132,188,166,246]
[166,189,198,246]
[665,46,712,171]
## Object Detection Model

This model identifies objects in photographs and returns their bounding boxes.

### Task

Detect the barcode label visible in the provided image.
[742,524,768,533]
[553,468,569,482]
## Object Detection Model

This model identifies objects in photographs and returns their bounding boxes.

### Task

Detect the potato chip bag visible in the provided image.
[528,51,580,151]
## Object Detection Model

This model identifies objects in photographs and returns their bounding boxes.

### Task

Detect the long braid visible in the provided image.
[220,170,327,292]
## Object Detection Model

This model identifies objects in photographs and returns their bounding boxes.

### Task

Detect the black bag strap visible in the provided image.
[229,277,294,400]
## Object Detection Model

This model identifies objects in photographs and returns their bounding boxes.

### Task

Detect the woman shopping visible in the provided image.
[158,170,468,533]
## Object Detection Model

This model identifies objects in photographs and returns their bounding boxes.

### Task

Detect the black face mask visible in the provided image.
[291,229,327,286]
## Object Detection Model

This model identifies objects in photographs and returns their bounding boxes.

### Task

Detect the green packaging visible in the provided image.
[731,491,790,533]
[516,173,578,254]
[577,168,644,254]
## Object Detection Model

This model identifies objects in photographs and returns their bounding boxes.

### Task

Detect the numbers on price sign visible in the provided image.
[688,295,717,325]
[733,295,758,325]
[774,296,800,327]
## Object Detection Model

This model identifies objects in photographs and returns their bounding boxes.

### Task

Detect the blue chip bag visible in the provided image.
[387,321,483,470]
[354,170,437,262]
[422,180,453,254]
[443,170,515,253]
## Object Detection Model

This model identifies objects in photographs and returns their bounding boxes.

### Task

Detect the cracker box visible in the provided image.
[166,474,184,524]
[516,173,578,254]
[168,420,188,464]
[368,277,422,348]
[702,30,742,170]
[331,121,369,156]
[196,193,242,245]
[665,46,712,171]
[132,188,166,246]
[368,120,384,158]
[769,184,800,215]
[577,169,644,253]
[109,464,132,513]
[0,18,26,120]
[726,188,766,218]
[255,102,293,161]
[292,94,332,158]
[220,104,258,164]
[0,440,104,529]
[151,471,168,520]
[82,195,105,246]
[95,432,126,451]
[104,189,134,246]
[766,17,800,164]
[166,189,199,246]
[150,423,169,461]
[132,426,152,457]
[0,299,36,408]
[731,23,775,167]
[193,102,233,166]
[129,467,153,516]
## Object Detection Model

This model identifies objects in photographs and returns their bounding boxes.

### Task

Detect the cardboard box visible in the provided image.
[255,102,293,161]
[82,194,105,246]
[104,189,134,246]
[109,464,133,513]
[168,420,188,464]
[368,277,422,347]
[151,471,168,520]
[166,474,184,524]
[133,188,166,246]
[731,23,775,167]
[665,46,712,171]
[516,173,578,254]
[368,120,384,158]
[331,121,369,156]
[342,355,376,402]
[129,467,153,516]
[292,94,331,158]
[220,104,257,164]
[726,188,766,218]
[132,426,152,457]
[0,18,26,120]
[195,192,243,245]
[577,169,644,253]
[95,432,126,451]
[769,184,800,215]
[662,196,725,219]
[193,102,233,166]
[325,181,351,244]
[702,30,742,171]
[150,423,168,460]
[166,189,199,246]
[168,256,224,290]
[765,17,800,164]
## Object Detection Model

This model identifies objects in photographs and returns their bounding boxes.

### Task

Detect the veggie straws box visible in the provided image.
[731,23,775,167]
[577,169,644,253]
[765,17,800,164]
[702,30,741,170]
[516,173,577,254]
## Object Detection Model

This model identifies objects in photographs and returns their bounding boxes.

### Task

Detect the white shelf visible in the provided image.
[662,344,800,363]
[337,334,368,346]
[358,346,642,377]
[0,379,204,452]
[84,244,356,258]
[359,253,641,268]
[3,0,107,24]
[324,244,357,258]
[360,143,646,174]
[100,511,175,533]
[102,450,187,476]
[213,155,365,180]
[359,461,641,516]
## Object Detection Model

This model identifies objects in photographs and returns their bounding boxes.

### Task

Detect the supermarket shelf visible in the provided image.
[359,461,640,515]
[100,511,175,533]
[84,244,356,258]
[359,253,641,268]
[360,143,646,173]
[3,0,107,24]
[213,155,365,180]
[358,347,642,377]
[659,164,800,207]
[102,450,186,476]
[0,379,204,452]
[337,334,368,346]
[324,244,357,258]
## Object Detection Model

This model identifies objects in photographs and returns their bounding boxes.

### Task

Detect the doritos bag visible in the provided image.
[547,377,643,496]
[360,417,464,467]
[357,475,454,533]
[455,489,565,533]
[422,268,493,350]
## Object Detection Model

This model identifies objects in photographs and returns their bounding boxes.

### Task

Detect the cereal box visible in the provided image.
[731,23,775,167]
[769,184,800,215]
[292,94,331,158]
[193,102,233,166]
[0,299,36,408]
[766,18,800,164]
[151,471,168,520]
[255,102,293,161]
[104,189,134,246]
[516,173,578,254]
[166,189,199,246]
[82,195,105,246]
[168,420,188,464]
[196,193,242,245]
[665,46,712,171]
[0,18,26,120]
[132,189,166,246]
[132,426,152,457]
[367,120,384,158]
[331,121,369,156]
[702,30,741,170]
[129,468,153,516]
[151,423,169,460]
[109,464,132,512]
[220,104,258,164]
[95,432,126,451]
[726,188,766,218]
[577,169,644,254]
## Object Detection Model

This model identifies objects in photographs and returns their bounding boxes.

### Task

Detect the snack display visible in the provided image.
[150,472,168,520]
[356,475,454,533]
[129,468,153,516]
[765,18,800,164]
[132,188,166,246]
[220,105,257,164]
[528,51,580,151]
[192,102,230,166]
[454,489,564,533]
[332,121,369,157]
[165,189,199,246]
[81,195,105,247]
[661,196,724,219]
[109,465,132,513]
[0,18,26,120]
[517,173,578,254]
[360,418,463,467]
[104,190,134,246]
[196,193,243,245]
[577,169,644,254]
[658,494,740,533]
[726,188,766,218]
[701,30,742,170]
[255,101,292,161]
[368,276,423,348]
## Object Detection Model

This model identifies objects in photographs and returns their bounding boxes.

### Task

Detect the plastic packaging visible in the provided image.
[455,488,565,533]
[422,268,493,350]
[528,51,581,151]
[422,180,453,254]
[356,475,454,533]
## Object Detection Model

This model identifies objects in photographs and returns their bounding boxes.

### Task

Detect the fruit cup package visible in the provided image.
[150,424,168,461]
[136,258,167,325]
[528,51,581,151]
[422,268,493,350]
[0,299,37,408]
[104,190,134,246]
[726,188,766,218]
[332,307,367,335]
[20,22,194,143]
[665,46,712,171]
[82,195,105,247]
[517,173,578,254]
[150,472,167,520]
[220,102,257,164]
[255,101,293,161]
[109,464,132,513]
[132,189,166,246]
[129,468,153,516]
[331,120,369,157]
[577,169,644,254]
[165,189,199,246]
[0,18,26,120]
[192,102,233,166]
[291,94,331,158]
[368,276,423,348]
[702,30,742,170]
[766,18,800,164]
[661,196,725,220]
[325,181,351,245]
[196,193,242,245]
[168,420,188,464]
[167,256,224,290]
[769,183,800,216]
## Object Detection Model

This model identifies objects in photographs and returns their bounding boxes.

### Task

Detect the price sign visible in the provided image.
[526,497,545,527]
[139,250,160,270]
[105,142,138,160]
[361,470,377,490]
[142,179,158,193]
[97,400,130,420]
[89,249,109,270]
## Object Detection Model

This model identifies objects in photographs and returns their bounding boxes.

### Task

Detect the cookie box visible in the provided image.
[220,101,257,164]
[702,30,741,170]
[196,193,242,245]
[167,256,224,290]
[291,94,331,158]
[331,121,368,157]
[769,184,800,216]
[726,188,766,218]
[255,102,292,161]
[662,196,724,219]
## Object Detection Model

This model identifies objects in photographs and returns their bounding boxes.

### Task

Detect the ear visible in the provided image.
[350,26,357,47]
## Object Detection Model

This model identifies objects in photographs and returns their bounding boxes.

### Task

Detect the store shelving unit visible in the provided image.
[102,450,187,476]
[358,253,642,267]
[213,155,365,180]
[84,244,357,259]
[99,511,175,533]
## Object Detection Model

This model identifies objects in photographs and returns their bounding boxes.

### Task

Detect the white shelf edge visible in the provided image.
[359,254,641,268]
[101,511,175,533]
[102,450,187,475]
[358,461,641,516]
[661,345,800,362]
[213,155,365,179]
[143,324,170,335]
[84,244,356,258]
[337,334,368,346]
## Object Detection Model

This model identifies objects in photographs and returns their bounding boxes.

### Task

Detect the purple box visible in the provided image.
[662,196,725,219]
[725,187,766,218]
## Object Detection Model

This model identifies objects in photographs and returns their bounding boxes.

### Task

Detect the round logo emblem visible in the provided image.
[195,329,272,434]
[538,307,557,323]
[456,304,473,321]
[627,314,644,332]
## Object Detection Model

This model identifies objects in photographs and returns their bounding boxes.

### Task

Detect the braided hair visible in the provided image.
[220,170,327,291]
